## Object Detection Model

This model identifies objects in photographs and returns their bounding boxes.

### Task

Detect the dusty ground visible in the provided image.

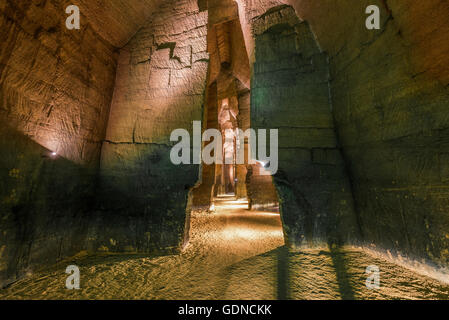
[1,196,449,300]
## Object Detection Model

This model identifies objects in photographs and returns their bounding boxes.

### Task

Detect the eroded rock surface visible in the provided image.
[1,0,449,291]
[289,0,449,267]
[0,0,117,287]
[250,5,358,247]
[2,198,448,300]
[98,0,209,255]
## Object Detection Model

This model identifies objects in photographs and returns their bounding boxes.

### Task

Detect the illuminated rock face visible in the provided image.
[97,0,208,255]
[0,1,117,286]
[0,1,117,165]
[236,0,449,267]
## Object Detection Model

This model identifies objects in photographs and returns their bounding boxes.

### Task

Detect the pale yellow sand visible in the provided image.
[1,197,449,300]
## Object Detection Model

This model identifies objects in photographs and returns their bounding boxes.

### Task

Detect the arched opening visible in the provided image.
[187,0,285,252]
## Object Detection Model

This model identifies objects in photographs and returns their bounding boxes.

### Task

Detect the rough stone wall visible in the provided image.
[207,3,251,88]
[288,0,449,267]
[240,88,278,210]
[0,1,117,286]
[67,0,165,48]
[235,0,285,62]
[235,91,250,200]
[251,5,358,247]
[192,83,218,208]
[99,0,209,255]
[200,0,253,204]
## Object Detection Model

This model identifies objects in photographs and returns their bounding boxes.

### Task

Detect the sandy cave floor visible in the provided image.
[1,196,449,300]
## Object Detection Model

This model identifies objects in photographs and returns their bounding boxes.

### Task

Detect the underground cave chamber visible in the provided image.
[1,0,449,299]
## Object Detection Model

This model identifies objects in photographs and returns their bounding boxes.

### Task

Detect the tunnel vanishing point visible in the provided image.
[0,0,449,299]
